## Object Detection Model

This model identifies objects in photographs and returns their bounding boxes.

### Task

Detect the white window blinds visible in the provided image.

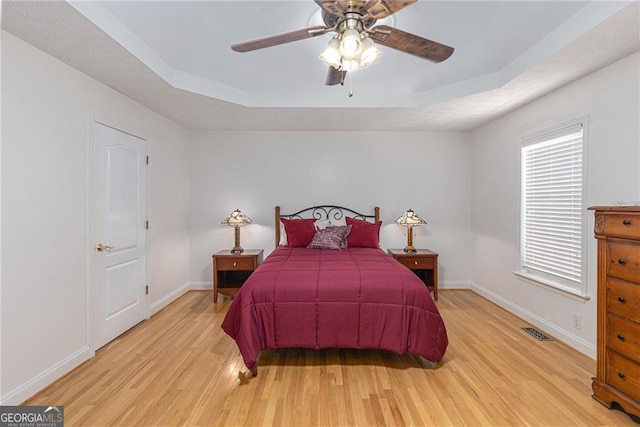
[520,123,585,292]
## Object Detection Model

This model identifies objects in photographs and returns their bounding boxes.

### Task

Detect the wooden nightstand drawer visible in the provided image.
[607,350,640,403]
[397,256,435,270]
[607,278,640,323]
[216,257,256,271]
[607,314,640,358]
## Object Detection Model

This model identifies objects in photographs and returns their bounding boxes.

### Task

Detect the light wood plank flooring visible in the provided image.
[27,290,637,426]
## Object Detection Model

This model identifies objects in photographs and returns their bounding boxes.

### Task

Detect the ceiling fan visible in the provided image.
[231,0,454,86]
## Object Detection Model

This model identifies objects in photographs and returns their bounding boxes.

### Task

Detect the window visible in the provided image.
[518,120,588,297]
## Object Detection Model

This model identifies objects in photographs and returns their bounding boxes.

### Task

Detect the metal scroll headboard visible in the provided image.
[275,205,380,247]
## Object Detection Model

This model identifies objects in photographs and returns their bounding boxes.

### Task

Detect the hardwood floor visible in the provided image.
[27,290,637,426]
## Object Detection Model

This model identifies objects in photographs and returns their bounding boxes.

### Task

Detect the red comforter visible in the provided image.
[221,246,448,375]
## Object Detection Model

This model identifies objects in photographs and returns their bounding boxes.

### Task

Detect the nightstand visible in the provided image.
[212,249,263,303]
[388,249,439,301]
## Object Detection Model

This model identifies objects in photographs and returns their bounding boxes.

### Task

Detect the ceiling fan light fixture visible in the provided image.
[359,35,382,68]
[341,57,361,72]
[319,37,342,69]
[339,28,363,59]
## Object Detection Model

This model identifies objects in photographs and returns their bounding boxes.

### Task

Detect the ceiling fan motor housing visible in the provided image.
[322,5,377,30]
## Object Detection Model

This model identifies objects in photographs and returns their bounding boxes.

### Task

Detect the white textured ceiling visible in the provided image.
[2,1,639,131]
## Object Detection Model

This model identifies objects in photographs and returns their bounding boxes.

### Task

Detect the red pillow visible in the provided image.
[345,217,382,248]
[280,218,316,247]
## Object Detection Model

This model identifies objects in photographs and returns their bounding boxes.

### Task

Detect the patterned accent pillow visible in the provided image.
[307,225,352,250]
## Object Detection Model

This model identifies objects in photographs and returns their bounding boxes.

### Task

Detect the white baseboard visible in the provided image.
[469,281,597,359]
[439,280,471,289]
[150,282,213,315]
[0,345,93,405]
[189,281,213,291]
[150,282,192,315]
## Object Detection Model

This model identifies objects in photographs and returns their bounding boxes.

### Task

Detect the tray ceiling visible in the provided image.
[2,1,639,130]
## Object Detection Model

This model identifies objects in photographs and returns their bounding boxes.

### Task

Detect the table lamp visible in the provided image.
[222,209,252,253]
[395,209,427,253]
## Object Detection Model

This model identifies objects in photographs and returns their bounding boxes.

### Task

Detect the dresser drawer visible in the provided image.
[607,314,640,357]
[607,350,640,403]
[216,257,255,271]
[602,213,640,239]
[396,256,435,270]
[607,278,640,323]
[607,239,640,283]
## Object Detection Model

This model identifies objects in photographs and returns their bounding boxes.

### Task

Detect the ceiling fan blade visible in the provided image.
[364,0,416,19]
[325,67,346,85]
[314,0,344,17]
[231,25,328,52]
[369,25,454,62]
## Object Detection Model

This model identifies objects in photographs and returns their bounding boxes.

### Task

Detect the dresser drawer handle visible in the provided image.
[618,258,626,265]
[233,262,237,267]
[618,296,626,303]
[414,261,418,265]
[622,219,631,226]
[617,334,626,341]
[618,372,626,379]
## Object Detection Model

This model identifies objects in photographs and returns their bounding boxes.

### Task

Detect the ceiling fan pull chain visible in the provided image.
[348,71,354,98]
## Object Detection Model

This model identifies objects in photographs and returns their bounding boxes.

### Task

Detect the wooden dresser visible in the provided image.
[590,206,640,419]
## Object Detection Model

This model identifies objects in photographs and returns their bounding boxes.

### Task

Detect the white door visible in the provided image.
[91,122,148,350]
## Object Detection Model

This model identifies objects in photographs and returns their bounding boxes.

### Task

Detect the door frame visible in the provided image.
[87,118,150,354]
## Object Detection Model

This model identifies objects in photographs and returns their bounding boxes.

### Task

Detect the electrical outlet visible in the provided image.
[572,313,582,330]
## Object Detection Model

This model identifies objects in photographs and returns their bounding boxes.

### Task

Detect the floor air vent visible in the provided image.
[521,327,553,341]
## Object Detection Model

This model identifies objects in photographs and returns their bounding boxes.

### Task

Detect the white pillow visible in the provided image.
[279,223,287,246]
[330,217,347,227]
[314,219,332,230]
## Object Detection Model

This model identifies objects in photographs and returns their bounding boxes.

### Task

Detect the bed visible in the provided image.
[221,205,448,375]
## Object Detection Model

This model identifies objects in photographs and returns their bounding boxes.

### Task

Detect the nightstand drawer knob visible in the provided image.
[618,334,626,341]
[414,261,418,265]
[618,258,626,265]
[618,372,626,379]
[618,296,626,303]
[233,262,237,267]
[622,219,631,226]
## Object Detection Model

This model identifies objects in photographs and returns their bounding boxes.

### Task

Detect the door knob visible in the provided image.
[96,243,114,252]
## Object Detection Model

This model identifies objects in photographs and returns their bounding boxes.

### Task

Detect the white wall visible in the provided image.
[1,32,191,404]
[188,131,472,287]
[469,52,640,357]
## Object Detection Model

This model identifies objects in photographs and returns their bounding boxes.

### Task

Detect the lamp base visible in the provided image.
[403,227,417,253]
[231,227,244,253]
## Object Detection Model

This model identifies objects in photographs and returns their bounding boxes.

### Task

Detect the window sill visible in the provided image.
[513,271,591,302]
